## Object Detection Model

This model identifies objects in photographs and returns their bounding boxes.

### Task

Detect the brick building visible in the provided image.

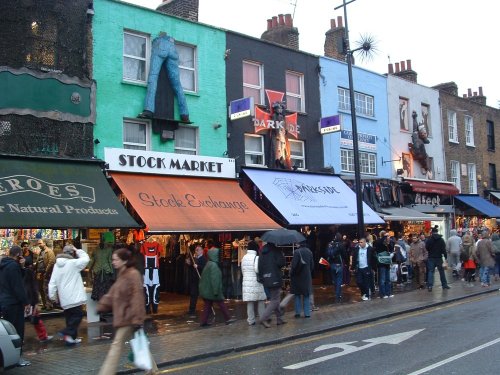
[434,83,500,196]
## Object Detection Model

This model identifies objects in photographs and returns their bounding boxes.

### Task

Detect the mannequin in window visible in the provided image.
[89,242,114,302]
[140,237,162,314]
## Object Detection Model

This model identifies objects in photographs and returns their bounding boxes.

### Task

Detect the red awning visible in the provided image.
[109,172,281,233]
[404,179,459,195]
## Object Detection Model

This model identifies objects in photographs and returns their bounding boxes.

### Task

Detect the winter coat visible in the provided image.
[48,249,89,310]
[199,248,224,301]
[491,234,500,255]
[290,245,314,296]
[23,267,39,307]
[460,235,477,269]
[89,245,114,275]
[374,237,392,268]
[97,266,146,328]
[35,248,56,276]
[409,240,428,264]
[0,257,28,307]
[241,250,266,302]
[258,243,285,289]
[351,245,377,270]
[426,233,447,259]
[446,230,462,254]
[476,238,495,268]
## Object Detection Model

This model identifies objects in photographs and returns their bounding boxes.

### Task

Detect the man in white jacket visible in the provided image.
[48,245,89,345]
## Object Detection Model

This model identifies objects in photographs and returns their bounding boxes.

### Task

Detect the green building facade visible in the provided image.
[92,0,227,158]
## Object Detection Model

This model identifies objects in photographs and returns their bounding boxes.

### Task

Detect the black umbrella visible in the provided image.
[261,228,306,246]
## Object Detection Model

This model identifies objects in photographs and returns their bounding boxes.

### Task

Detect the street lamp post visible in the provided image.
[335,0,365,238]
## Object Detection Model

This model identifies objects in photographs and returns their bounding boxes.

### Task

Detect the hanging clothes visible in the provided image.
[90,244,114,301]
[141,239,162,314]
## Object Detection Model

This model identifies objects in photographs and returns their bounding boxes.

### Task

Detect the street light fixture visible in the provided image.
[334,0,373,238]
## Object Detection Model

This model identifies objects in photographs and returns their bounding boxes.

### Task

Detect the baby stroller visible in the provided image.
[400,263,409,281]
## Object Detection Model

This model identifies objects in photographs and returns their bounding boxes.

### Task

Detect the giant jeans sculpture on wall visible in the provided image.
[139,32,189,123]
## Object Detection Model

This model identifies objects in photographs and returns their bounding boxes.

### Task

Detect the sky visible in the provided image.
[125,0,499,108]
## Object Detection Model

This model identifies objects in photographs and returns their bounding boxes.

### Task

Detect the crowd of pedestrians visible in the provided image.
[0,226,498,372]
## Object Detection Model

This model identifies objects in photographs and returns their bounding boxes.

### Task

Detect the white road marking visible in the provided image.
[284,329,424,370]
[407,337,500,375]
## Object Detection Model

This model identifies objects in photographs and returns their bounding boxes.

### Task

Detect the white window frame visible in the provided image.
[340,149,376,175]
[464,115,474,146]
[244,134,265,166]
[175,42,197,93]
[288,139,305,170]
[123,119,151,150]
[123,30,149,84]
[285,71,305,113]
[174,126,198,155]
[450,160,461,192]
[243,61,264,105]
[338,87,374,117]
[421,103,431,137]
[467,163,477,194]
[448,110,458,143]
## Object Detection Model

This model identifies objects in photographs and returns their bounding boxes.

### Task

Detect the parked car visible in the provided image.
[0,318,21,369]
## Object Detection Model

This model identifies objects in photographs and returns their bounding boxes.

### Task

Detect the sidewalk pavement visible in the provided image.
[10,277,500,374]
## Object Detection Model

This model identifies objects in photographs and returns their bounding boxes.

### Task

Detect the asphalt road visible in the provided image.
[156,293,500,375]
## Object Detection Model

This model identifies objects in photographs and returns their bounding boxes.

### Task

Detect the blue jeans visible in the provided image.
[495,254,500,276]
[427,258,448,288]
[144,35,189,117]
[330,264,343,299]
[294,294,311,317]
[480,266,493,284]
[355,267,373,298]
[378,266,392,297]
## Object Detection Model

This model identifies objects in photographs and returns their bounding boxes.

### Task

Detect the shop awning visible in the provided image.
[403,179,459,195]
[0,156,139,229]
[242,168,384,225]
[488,191,500,201]
[454,194,500,218]
[378,207,443,221]
[109,172,281,233]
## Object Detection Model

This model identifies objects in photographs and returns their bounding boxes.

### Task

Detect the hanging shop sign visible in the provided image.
[340,130,377,151]
[104,148,236,178]
[319,115,341,134]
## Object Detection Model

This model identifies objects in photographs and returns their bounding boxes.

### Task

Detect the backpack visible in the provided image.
[326,242,342,264]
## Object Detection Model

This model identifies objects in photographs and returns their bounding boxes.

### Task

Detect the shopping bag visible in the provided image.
[390,264,398,282]
[442,256,449,270]
[129,328,153,371]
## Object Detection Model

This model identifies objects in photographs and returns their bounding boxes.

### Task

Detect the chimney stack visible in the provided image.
[324,16,348,61]
[156,0,199,22]
[432,82,459,96]
[261,13,299,50]
[464,86,487,105]
[387,59,417,83]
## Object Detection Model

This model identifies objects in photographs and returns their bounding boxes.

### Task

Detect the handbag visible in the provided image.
[130,328,153,371]
[377,251,392,265]
[253,256,263,283]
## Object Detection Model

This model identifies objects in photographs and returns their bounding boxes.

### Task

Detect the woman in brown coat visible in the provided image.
[97,248,158,375]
